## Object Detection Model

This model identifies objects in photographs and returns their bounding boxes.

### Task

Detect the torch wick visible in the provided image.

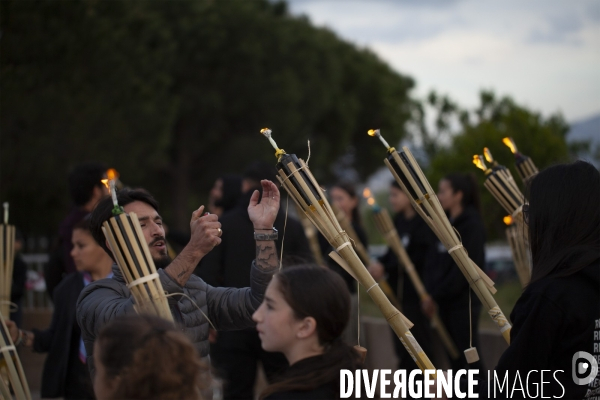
[110,180,118,207]
[375,131,391,150]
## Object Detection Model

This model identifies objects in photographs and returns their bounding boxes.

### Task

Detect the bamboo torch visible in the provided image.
[0,202,15,320]
[260,128,435,373]
[504,215,531,287]
[473,154,524,215]
[368,129,512,346]
[293,203,326,266]
[0,312,32,400]
[329,201,402,311]
[502,137,539,184]
[101,180,173,321]
[363,192,460,360]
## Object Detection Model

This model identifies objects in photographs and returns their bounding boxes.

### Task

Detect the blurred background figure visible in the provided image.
[196,161,311,400]
[319,182,367,346]
[93,314,210,400]
[208,174,243,217]
[423,173,486,372]
[369,180,436,378]
[10,228,27,328]
[44,162,108,297]
[6,218,113,399]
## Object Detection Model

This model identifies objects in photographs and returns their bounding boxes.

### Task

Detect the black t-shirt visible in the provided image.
[379,212,435,306]
[424,206,486,306]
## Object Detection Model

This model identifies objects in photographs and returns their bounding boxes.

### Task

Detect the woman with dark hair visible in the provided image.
[322,182,368,292]
[435,161,600,399]
[322,183,368,345]
[93,314,209,400]
[490,161,599,398]
[423,173,485,371]
[253,265,362,399]
[6,218,113,399]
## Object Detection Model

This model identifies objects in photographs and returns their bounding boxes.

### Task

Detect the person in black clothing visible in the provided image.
[319,182,368,347]
[208,174,243,217]
[422,173,485,372]
[10,229,27,328]
[253,265,362,400]
[44,162,108,297]
[196,161,313,399]
[441,161,600,400]
[369,181,436,374]
[7,218,114,399]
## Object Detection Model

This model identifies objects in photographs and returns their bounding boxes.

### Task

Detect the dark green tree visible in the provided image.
[0,0,415,233]
[424,90,570,239]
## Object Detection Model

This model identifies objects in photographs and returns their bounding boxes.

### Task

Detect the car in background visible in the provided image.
[485,244,518,284]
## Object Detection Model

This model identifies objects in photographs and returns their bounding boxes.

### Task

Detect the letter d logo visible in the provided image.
[572,351,599,385]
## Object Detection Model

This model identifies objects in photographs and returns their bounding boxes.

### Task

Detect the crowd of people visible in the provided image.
[4,158,599,399]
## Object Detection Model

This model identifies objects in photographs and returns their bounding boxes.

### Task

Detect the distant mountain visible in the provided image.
[568,113,600,167]
[568,114,600,144]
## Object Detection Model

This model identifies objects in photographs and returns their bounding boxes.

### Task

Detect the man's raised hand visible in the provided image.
[248,180,280,230]
[189,205,222,256]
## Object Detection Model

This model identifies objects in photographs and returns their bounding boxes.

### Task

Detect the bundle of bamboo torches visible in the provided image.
[101,181,173,321]
[261,128,435,373]
[473,152,524,215]
[368,129,512,348]
[1,312,31,400]
[362,191,460,360]
[504,215,531,287]
[329,202,403,311]
[502,137,539,184]
[1,203,15,320]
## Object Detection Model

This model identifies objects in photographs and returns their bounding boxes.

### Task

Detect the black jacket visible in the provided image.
[196,191,313,287]
[470,261,600,399]
[379,212,435,306]
[33,272,93,398]
[424,205,486,305]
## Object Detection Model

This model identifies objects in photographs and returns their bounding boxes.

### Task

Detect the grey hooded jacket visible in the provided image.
[76,261,275,377]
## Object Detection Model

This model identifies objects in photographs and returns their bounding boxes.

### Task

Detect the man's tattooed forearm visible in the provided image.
[256,243,278,270]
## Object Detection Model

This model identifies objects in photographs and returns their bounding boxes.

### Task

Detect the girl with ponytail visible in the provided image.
[253,265,362,399]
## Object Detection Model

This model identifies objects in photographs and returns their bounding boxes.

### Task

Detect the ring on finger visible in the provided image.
[217,228,223,237]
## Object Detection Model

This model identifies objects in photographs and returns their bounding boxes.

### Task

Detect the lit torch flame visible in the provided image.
[483,148,495,164]
[101,179,110,191]
[503,215,513,226]
[473,155,490,173]
[367,129,379,137]
[502,137,518,154]
[107,168,119,181]
[367,197,375,206]
[363,188,372,198]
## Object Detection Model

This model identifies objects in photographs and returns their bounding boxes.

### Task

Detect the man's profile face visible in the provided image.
[122,201,170,268]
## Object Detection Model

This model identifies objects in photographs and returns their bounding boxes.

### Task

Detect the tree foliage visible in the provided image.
[0,0,415,233]
[424,90,570,239]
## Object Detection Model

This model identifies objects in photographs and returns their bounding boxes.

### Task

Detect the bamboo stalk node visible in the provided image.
[127,273,160,289]
[365,283,379,293]
[336,241,352,252]
[447,244,463,254]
